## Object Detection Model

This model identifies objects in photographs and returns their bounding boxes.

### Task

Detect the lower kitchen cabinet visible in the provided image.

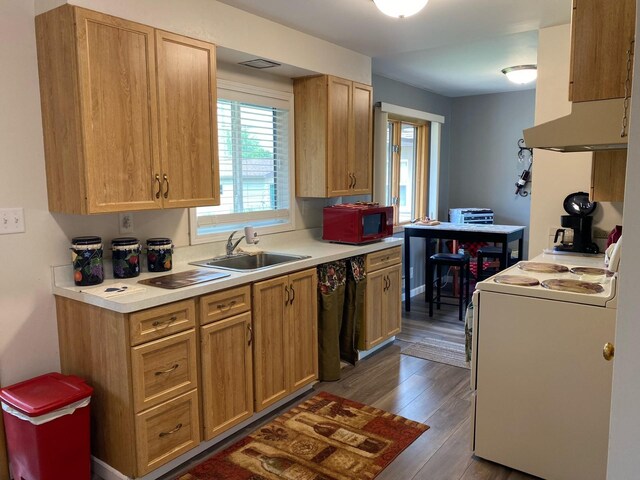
[200,312,254,440]
[364,247,402,350]
[55,297,201,478]
[134,389,201,476]
[252,268,318,411]
[199,286,254,441]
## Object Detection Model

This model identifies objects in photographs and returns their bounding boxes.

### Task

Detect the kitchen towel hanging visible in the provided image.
[317,261,347,381]
[342,256,367,364]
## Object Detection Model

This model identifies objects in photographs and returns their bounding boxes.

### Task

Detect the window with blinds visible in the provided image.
[191,80,293,242]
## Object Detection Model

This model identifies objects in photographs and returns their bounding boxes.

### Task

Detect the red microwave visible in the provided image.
[322,203,394,244]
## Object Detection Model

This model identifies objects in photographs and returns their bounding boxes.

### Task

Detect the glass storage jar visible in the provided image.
[146,238,173,272]
[111,237,141,278]
[71,236,104,286]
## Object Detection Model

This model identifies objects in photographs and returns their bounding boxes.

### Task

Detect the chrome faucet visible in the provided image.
[225,231,245,256]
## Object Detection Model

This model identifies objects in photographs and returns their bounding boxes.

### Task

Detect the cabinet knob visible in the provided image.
[603,342,615,361]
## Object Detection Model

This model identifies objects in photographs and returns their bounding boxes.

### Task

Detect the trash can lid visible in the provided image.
[0,372,93,417]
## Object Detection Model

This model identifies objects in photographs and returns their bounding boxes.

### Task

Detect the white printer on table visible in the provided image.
[448,208,494,225]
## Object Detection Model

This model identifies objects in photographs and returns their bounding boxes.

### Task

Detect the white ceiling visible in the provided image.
[216,0,572,97]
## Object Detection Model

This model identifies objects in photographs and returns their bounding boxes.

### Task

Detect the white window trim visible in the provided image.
[189,80,296,245]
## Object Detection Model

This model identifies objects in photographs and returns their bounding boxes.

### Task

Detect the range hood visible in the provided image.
[523,98,628,152]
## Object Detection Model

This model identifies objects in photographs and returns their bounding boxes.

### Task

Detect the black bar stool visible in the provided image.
[476,246,513,280]
[427,252,470,321]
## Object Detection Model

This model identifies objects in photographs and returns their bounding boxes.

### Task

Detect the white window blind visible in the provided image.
[192,81,293,242]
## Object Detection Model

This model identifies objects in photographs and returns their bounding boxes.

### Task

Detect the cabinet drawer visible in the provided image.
[131,329,198,412]
[129,299,196,346]
[200,285,251,325]
[135,389,200,476]
[366,246,402,272]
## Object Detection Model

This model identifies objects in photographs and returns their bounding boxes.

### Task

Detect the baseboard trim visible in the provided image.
[92,385,315,480]
[410,285,425,298]
[357,336,395,360]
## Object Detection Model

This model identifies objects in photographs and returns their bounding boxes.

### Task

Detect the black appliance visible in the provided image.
[554,192,599,254]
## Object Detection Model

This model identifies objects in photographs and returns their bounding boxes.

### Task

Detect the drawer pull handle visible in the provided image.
[216,300,237,311]
[152,316,178,328]
[247,323,253,346]
[289,284,295,304]
[155,363,179,376]
[285,286,290,305]
[159,423,182,437]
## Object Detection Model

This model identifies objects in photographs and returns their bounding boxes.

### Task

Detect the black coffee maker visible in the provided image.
[554,192,599,254]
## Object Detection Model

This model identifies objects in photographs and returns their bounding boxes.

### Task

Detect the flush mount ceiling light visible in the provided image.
[502,65,538,84]
[373,0,429,18]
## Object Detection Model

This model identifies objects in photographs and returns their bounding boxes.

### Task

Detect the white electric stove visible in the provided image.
[471,252,619,480]
[475,252,618,307]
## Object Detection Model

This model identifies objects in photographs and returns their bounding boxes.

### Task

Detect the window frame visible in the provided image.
[189,79,296,245]
[386,118,431,226]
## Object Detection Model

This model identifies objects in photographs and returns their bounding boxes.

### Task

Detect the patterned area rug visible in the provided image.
[177,391,428,480]
[401,338,470,369]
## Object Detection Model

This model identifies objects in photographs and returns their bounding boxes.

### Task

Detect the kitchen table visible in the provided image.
[404,222,526,311]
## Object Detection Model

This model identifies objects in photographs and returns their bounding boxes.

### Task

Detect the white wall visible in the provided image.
[36,0,371,85]
[0,0,370,386]
[449,90,535,257]
[528,24,623,257]
[606,5,640,476]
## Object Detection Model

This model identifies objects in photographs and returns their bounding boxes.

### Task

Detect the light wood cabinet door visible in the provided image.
[351,82,373,195]
[383,264,402,338]
[75,8,162,213]
[570,0,636,102]
[252,276,290,411]
[288,269,318,391]
[591,150,627,202]
[201,312,254,440]
[364,269,386,349]
[135,389,200,476]
[327,76,352,196]
[156,31,219,208]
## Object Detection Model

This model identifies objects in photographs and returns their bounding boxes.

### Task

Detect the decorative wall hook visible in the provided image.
[515,139,533,197]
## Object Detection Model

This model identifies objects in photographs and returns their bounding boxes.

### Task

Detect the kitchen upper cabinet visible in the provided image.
[252,269,318,411]
[35,6,219,214]
[294,75,373,197]
[591,150,627,202]
[155,31,219,209]
[569,0,636,102]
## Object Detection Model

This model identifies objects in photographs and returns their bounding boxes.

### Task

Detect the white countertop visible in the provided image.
[52,229,403,313]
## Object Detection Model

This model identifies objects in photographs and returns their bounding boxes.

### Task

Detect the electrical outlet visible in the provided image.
[119,213,134,234]
[0,208,25,234]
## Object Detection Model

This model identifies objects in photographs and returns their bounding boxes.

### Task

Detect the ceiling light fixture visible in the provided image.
[502,65,538,84]
[373,0,429,18]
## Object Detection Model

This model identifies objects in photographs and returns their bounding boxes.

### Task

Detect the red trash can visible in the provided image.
[0,372,93,480]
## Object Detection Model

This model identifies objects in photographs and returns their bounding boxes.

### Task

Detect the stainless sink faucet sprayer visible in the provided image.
[225,227,259,256]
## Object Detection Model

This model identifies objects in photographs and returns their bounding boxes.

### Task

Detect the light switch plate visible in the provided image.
[0,208,25,234]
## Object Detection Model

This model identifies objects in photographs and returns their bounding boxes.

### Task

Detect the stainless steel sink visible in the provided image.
[190,252,310,271]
